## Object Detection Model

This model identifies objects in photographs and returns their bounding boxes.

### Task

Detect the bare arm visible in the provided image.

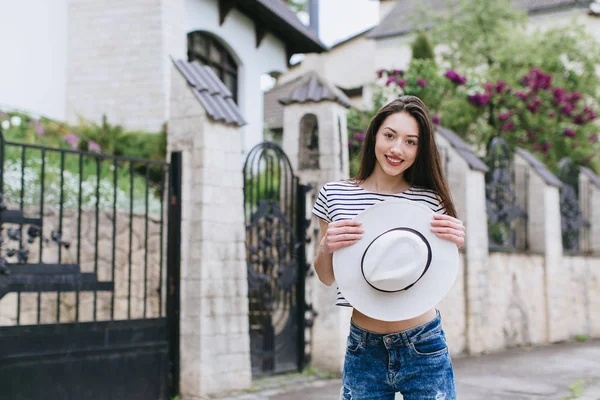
[313,219,363,286]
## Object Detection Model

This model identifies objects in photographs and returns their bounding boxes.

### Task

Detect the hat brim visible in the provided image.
[332,199,459,322]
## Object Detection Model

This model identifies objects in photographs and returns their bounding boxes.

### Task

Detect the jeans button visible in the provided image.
[385,338,392,344]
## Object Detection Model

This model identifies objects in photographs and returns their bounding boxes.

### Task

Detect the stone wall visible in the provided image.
[0,206,165,326]
[168,63,251,398]
[66,0,186,131]
[436,251,467,356]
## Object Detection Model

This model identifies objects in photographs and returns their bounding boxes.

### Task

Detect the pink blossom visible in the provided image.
[417,78,427,88]
[353,133,366,143]
[88,140,101,152]
[564,129,576,138]
[498,112,512,121]
[574,115,587,125]
[433,115,441,125]
[397,79,407,88]
[385,76,397,86]
[589,134,599,144]
[377,69,386,79]
[392,69,404,76]
[526,98,542,113]
[32,120,45,135]
[444,70,467,85]
[62,133,80,150]
[584,154,596,164]
[501,122,515,132]
[468,93,490,107]
[533,141,553,155]
[515,91,528,100]
[561,103,575,116]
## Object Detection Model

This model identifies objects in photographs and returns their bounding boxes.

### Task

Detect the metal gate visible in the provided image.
[0,129,181,400]
[243,142,310,376]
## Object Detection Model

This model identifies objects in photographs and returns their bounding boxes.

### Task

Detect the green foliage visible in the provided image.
[564,379,585,399]
[352,0,600,175]
[0,110,166,215]
[284,0,307,13]
[574,334,589,342]
[430,0,526,69]
[411,32,436,62]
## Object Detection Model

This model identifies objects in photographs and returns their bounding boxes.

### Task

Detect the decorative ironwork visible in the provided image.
[485,138,528,250]
[243,142,311,376]
[557,157,590,253]
[0,127,181,399]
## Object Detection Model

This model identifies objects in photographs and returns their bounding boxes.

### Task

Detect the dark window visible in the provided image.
[187,31,238,103]
[299,114,319,170]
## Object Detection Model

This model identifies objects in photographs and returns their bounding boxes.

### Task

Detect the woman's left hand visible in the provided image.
[430,214,465,248]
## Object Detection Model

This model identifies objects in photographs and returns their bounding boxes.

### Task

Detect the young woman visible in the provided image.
[312,96,465,400]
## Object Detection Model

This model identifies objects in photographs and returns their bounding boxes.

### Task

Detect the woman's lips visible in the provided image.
[385,155,404,167]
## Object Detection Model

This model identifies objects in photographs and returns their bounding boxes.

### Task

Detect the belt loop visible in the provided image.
[361,329,368,345]
[401,331,410,347]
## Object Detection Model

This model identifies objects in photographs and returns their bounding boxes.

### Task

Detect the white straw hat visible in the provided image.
[332,199,459,322]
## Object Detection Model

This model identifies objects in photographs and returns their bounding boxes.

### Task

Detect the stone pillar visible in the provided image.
[514,149,565,343]
[281,100,350,373]
[435,128,490,355]
[579,167,600,338]
[580,167,600,254]
[168,63,251,398]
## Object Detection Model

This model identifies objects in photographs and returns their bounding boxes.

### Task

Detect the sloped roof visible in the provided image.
[515,148,563,187]
[436,126,488,172]
[581,166,600,189]
[368,0,581,39]
[234,0,327,54]
[172,59,246,126]
[264,72,352,130]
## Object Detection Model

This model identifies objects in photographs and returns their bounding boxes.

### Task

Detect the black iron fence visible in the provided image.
[558,157,591,254]
[0,127,181,400]
[243,142,312,376]
[485,138,529,251]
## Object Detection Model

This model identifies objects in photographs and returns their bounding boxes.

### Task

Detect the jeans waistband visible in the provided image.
[349,309,443,348]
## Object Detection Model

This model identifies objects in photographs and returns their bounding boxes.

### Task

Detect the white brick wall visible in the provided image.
[67,0,184,131]
[169,66,251,398]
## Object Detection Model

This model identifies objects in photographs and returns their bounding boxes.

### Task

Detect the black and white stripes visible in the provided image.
[311,180,447,307]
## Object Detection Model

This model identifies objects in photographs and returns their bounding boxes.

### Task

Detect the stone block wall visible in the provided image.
[168,64,251,399]
[436,252,467,356]
[485,253,547,351]
[0,206,165,326]
[67,0,186,131]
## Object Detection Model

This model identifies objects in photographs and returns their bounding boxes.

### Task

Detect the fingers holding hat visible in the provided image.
[430,214,465,248]
[323,220,364,253]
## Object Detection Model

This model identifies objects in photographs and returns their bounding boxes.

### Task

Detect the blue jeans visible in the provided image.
[341,310,456,400]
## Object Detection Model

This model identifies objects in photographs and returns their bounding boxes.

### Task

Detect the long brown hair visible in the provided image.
[354,95,457,217]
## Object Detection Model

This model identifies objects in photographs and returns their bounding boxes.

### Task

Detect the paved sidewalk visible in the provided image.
[219,340,600,400]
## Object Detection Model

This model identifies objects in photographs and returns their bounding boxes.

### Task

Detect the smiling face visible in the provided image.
[373,111,420,178]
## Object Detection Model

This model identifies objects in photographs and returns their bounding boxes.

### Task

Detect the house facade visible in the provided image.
[277,0,600,111]
[0,0,325,153]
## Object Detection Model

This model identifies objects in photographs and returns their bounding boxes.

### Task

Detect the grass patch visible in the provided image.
[574,334,589,343]
[564,379,585,399]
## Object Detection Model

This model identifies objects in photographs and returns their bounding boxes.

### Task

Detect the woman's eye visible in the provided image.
[385,133,394,139]
[408,140,417,146]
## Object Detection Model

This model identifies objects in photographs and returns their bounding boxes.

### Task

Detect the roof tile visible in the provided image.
[173,59,246,127]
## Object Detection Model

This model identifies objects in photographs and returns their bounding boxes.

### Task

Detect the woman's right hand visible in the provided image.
[321,220,364,253]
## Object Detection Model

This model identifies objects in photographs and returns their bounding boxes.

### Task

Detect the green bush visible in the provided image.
[411,32,436,62]
[0,110,167,215]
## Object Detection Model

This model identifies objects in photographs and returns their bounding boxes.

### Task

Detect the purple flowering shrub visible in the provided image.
[355,63,599,173]
[466,67,599,170]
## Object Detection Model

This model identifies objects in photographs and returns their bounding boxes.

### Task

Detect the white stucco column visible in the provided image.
[435,128,489,355]
[168,63,251,398]
[514,149,565,343]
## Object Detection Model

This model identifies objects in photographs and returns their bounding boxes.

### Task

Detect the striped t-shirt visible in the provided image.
[311,180,447,307]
